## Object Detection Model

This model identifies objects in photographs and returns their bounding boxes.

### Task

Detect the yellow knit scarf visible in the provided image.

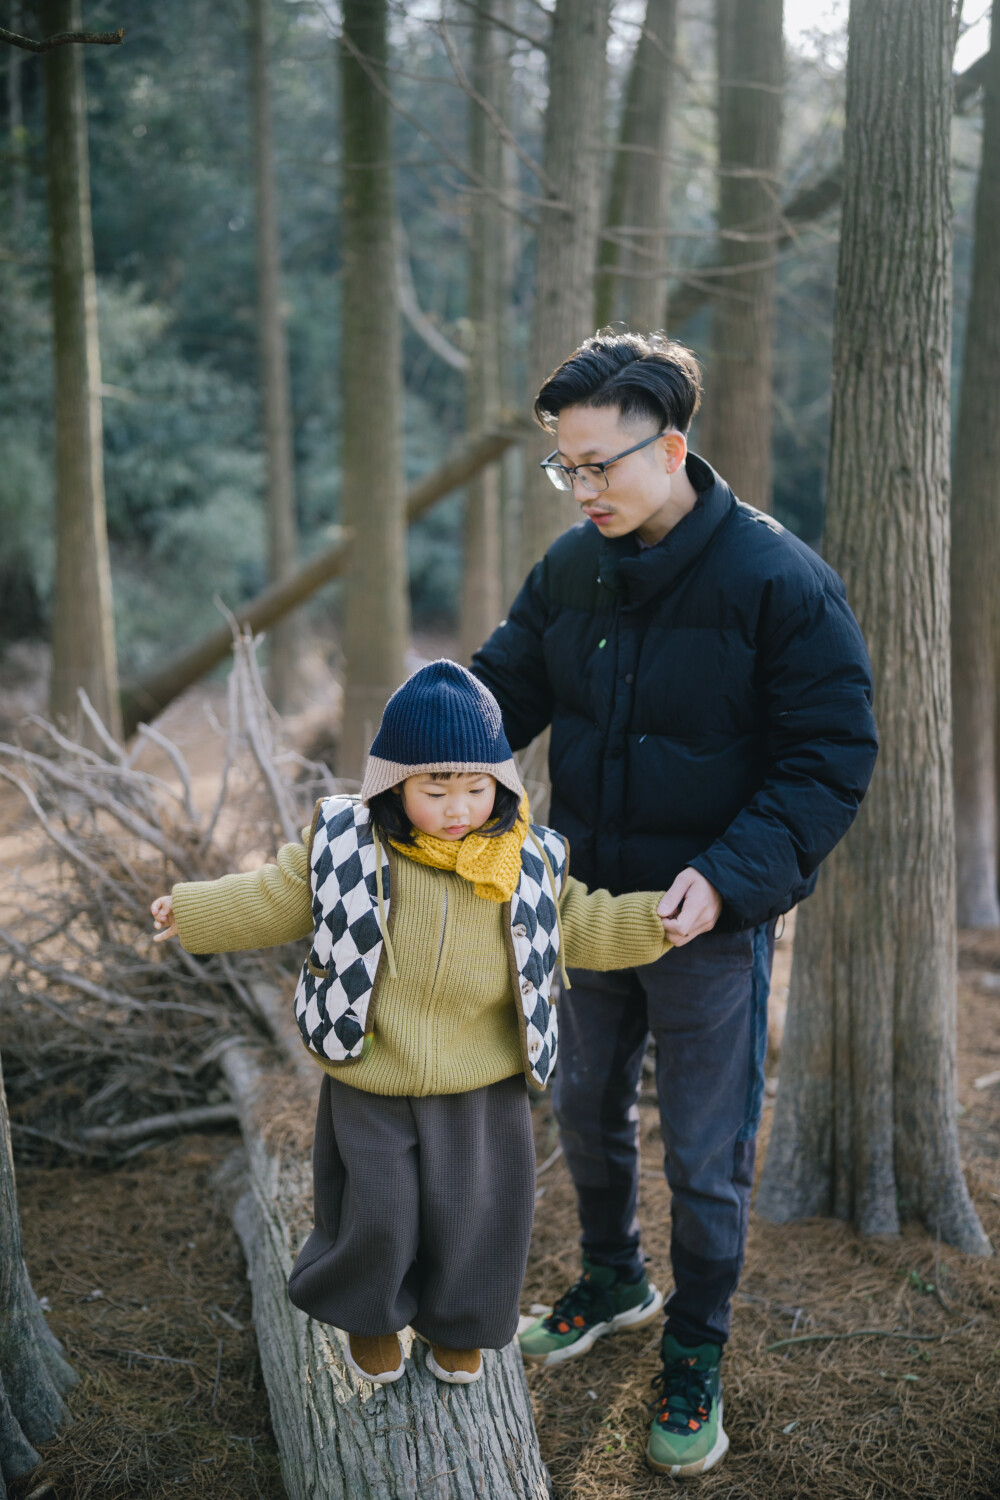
[391,794,530,903]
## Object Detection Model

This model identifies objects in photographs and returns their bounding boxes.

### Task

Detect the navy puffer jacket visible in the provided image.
[472,453,878,930]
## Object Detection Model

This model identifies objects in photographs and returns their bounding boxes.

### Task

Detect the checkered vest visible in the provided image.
[292,795,568,1090]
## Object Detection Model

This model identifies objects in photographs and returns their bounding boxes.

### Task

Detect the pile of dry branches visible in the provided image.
[0,633,341,1163]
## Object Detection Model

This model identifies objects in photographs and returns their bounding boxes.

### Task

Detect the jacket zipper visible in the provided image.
[432,887,448,985]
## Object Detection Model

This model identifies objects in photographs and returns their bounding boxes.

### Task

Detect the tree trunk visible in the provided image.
[699,0,783,512]
[0,1048,77,1496]
[518,0,611,575]
[219,1038,552,1500]
[249,0,300,715]
[339,0,408,777]
[459,0,514,664]
[7,1,26,230]
[951,13,1000,929]
[594,0,678,332]
[45,0,122,740]
[756,0,991,1256]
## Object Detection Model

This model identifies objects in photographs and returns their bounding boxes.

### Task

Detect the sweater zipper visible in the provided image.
[432,887,448,985]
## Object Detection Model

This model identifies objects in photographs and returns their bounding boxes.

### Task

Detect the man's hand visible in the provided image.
[657,868,722,946]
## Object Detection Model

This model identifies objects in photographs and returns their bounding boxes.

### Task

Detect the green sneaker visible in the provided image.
[518,1258,663,1367]
[646,1333,729,1479]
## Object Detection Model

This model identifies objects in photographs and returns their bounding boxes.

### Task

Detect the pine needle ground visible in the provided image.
[523,934,1000,1500]
[8,1133,283,1500]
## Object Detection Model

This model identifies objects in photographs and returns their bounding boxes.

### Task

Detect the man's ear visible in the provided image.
[660,429,687,475]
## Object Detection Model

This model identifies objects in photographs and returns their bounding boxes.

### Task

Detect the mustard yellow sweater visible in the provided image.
[172,835,670,1096]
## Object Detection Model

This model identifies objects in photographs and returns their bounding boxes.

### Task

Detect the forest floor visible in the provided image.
[3,653,999,1500]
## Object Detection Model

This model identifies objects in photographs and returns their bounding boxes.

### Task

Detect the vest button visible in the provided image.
[512,923,527,938]
[624,672,635,685]
[520,977,535,996]
[528,1037,541,1059]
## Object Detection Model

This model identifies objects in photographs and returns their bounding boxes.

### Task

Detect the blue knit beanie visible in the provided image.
[359,660,522,804]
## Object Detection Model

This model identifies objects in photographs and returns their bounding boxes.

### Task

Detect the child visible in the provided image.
[152,661,672,1387]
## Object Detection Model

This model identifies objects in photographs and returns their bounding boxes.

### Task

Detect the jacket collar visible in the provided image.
[596,452,735,610]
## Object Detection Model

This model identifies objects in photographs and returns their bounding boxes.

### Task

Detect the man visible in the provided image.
[472,332,877,1479]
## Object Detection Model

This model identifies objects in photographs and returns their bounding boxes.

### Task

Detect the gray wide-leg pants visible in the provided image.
[287,1072,535,1349]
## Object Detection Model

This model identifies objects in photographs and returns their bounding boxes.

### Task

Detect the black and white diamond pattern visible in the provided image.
[510,824,567,1089]
[293,797,568,1086]
[293,797,389,1061]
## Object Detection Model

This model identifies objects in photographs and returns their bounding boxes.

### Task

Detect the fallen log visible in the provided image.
[219,1038,552,1500]
[120,419,531,736]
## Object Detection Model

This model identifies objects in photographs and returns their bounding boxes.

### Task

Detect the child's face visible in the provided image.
[400,773,498,840]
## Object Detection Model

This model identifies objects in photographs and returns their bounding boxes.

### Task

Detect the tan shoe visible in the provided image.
[345,1333,405,1384]
[426,1344,483,1385]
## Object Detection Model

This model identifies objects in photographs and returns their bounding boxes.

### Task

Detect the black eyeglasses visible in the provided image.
[539,430,665,494]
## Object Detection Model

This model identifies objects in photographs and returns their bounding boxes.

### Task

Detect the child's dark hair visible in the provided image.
[368,774,522,847]
[534,330,702,435]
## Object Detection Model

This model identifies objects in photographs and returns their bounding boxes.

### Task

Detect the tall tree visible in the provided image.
[249,0,299,714]
[7,2,26,230]
[45,0,122,739]
[757,0,990,1255]
[519,0,611,575]
[0,1049,77,1496]
[338,0,408,776]
[459,0,514,663]
[594,0,678,332]
[951,13,1000,929]
[700,0,783,512]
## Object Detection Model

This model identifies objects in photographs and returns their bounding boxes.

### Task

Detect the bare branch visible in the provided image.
[337,26,555,220]
[436,16,557,194]
[396,222,469,372]
[0,764,134,899]
[451,0,548,51]
[0,924,152,1012]
[78,1102,238,1147]
[132,721,200,823]
[0,24,124,53]
[77,687,128,763]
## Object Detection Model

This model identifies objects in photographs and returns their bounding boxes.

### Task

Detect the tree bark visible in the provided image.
[339,0,408,777]
[249,0,300,715]
[519,0,611,576]
[594,0,678,332]
[0,1048,77,1495]
[951,13,1000,929]
[699,0,783,512]
[7,1,26,230]
[756,0,991,1256]
[119,422,525,736]
[219,1041,551,1500]
[459,0,514,664]
[44,0,122,741]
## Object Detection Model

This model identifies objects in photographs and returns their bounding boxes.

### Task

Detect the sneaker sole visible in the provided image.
[343,1346,405,1385]
[521,1285,664,1368]
[425,1347,483,1385]
[646,1410,729,1479]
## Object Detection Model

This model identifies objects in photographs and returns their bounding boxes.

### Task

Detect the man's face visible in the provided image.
[553,404,686,542]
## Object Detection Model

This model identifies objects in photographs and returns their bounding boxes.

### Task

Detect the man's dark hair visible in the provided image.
[368,775,522,847]
[534,330,702,435]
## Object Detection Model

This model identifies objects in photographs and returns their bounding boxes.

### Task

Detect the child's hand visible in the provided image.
[151,894,178,943]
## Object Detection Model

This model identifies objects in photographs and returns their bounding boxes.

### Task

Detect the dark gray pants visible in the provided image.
[287,1072,535,1348]
[554,922,775,1347]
